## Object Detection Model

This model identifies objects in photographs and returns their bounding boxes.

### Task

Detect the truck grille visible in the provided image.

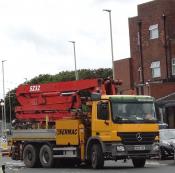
[117,132,158,145]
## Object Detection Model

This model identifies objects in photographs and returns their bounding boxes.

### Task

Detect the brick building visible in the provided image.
[114,58,134,94]
[115,0,175,128]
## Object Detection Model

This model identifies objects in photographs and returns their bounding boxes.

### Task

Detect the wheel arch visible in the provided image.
[23,141,53,150]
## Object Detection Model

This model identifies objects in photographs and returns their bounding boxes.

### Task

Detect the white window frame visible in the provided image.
[172,58,175,75]
[149,24,159,39]
[150,61,161,78]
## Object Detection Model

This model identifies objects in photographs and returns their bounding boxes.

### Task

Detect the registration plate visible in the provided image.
[134,145,145,151]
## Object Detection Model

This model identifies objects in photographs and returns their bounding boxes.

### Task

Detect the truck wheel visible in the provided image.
[39,145,54,168]
[23,144,39,168]
[132,158,146,168]
[90,143,104,169]
[159,151,165,160]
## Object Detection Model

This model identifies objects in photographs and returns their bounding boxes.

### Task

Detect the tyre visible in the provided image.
[90,143,104,169]
[159,151,165,160]
[23,144,39,168]
[85,160,91,168]
[159,146,167,160]
[39,145,54,168]
[132,158,146,168]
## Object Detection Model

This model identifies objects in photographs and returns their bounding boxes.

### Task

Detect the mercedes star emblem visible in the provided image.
[136,133,142,141]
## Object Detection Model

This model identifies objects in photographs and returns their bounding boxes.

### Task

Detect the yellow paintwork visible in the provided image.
[91,99,159,142]
[55,95,158,159]
[56,120,80,145]
[79,124,85,161]
[92,100,113,141]
[101,95,154,100]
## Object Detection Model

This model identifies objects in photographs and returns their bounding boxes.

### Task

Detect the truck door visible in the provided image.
[92,101,111,141]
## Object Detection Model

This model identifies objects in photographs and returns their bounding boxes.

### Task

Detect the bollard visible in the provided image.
[1,165,5,173]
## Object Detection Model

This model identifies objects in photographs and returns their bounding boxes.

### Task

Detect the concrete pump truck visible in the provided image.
[10,78,159,169]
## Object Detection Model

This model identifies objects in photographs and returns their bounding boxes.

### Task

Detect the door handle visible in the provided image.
[104,120,109,125]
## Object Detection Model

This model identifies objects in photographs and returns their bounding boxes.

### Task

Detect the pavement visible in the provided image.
[0,157,175,173]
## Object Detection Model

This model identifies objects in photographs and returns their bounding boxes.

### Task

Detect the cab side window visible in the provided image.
[97,102,109,120]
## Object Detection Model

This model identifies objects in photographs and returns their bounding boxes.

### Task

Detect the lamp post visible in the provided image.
[0,99,4,136]
[8,89,12,130]
[2,60,7,132]
[103,9,115,80]
[69,41,79,80]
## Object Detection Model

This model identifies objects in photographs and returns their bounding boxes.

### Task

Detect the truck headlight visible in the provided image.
[116,145,125,152]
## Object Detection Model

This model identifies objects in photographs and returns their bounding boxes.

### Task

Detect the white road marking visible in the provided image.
[146,161,167,166]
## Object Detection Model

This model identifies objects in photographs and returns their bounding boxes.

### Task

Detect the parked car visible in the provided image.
[159,129,175,160]
[159,122,168,129]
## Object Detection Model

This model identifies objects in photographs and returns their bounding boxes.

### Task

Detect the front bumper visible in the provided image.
[104,142,159,159]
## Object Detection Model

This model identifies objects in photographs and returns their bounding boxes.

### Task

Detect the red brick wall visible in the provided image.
[114,58,133,93]
[129,17,140,85]
[149,82,175,99]
[129,0,175,84]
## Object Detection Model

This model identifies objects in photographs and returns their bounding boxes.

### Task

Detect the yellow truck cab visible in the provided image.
[86,95,159,168]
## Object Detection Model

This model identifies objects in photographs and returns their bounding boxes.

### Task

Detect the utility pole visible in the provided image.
[0,99,4,136]
[8,89,12,130]
[69,41,79,80]
[103,9,115,80]
[2,60,7,133]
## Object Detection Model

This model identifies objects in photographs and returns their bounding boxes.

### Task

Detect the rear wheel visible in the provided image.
[90,143,104,169]
[132,158,146,168]
[39,145,54,168]
[23,144,39,168]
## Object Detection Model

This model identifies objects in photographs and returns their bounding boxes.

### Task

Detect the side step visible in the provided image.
[53,147,78,158]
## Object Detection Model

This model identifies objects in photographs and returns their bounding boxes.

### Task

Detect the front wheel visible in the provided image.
[90,143,104,169]
[39,145,54,168]
[132,158,146,168]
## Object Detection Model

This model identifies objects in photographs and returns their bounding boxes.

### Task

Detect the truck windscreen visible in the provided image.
[111,102,157,123]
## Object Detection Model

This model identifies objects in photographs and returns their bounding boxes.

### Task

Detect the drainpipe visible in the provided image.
[162,14,169,79]
[168,38,174,79]
[137,19,144,95]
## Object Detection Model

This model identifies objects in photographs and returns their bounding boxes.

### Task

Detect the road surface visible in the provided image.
[0,157,175,173]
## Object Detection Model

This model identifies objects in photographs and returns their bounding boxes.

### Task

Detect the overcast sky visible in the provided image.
[0,0,151,95]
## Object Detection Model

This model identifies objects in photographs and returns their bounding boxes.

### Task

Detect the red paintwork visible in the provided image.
[15,79,117,121]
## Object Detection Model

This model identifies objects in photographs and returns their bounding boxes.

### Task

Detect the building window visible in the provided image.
[172,58,175,75]
[149,24,159,39]
[150,61,161,78]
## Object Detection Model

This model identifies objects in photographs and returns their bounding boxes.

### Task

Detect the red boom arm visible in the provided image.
[15,78,117,121]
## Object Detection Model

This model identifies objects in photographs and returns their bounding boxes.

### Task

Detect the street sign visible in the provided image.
[0,136,8,150]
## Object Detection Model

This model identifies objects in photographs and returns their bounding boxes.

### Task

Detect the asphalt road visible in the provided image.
[0,157,175,173]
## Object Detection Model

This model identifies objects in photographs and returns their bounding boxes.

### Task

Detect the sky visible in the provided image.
[0,0,151,96]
